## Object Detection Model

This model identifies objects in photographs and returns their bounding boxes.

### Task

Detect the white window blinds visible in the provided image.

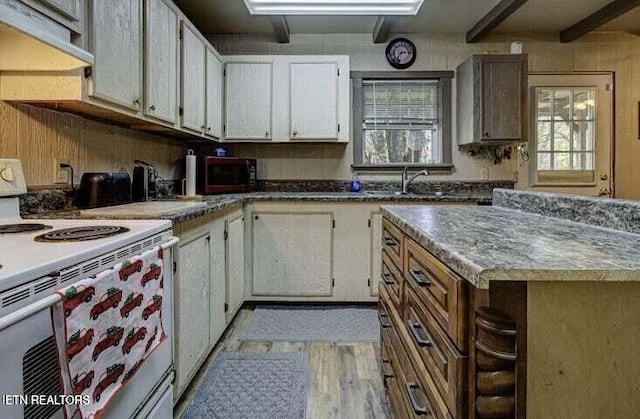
[363,80,439,128]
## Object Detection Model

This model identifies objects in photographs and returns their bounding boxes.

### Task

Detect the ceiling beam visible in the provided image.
[373,16,394,44]
[560,0,640,43]
[269,16,290,43]
[466,0,528,43]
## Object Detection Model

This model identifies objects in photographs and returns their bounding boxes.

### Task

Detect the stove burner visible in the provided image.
[0,223,53,234]
[34,226,130,242]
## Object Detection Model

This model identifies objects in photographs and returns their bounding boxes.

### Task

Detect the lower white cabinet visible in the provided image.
[244,202,440,302]
[173,206,244,399]
[251,210,333,296]
[369,212,383,297]
[226,212,245,320]
[175,229,210,397]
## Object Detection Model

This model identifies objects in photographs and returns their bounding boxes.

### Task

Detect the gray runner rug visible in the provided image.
[182,352,308,419]
[240,305,380,342]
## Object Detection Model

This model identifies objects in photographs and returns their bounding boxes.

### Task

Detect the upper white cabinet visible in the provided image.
[37,0,79,21]
[144,0,178,123]
[224,61,273,140]
[205,47,223,139]
[88,0,142,110]
[180,20,206,133]
[223,55,350,143]
[290,62,339,140]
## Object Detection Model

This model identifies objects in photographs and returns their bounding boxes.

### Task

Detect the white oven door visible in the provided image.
[0,250,174,419]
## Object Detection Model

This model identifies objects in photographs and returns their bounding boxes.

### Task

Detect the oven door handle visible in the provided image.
[0,236,179,332]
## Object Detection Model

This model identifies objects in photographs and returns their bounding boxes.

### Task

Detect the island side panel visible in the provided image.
[527,281,640,419]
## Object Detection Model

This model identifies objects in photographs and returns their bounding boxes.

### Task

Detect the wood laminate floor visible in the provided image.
[174,306,391,419]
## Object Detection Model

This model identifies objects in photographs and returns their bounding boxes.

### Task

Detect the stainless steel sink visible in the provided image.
[363,190,446,197]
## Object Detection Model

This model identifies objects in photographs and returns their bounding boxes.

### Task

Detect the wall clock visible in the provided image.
[385,38,416,69]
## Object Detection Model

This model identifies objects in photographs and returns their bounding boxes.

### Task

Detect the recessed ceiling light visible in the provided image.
[243,0,424,15]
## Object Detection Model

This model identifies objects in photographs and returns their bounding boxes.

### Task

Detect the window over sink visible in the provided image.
[351,71,453,172]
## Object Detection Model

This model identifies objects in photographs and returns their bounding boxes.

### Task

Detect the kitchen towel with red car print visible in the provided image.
[50,246,166,419]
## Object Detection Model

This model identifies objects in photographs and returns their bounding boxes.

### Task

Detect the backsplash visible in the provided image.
[493,189,640,235]
[0,102,187,187]
[258,179,513,194]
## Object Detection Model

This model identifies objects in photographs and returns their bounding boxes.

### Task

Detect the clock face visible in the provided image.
[386,38,416,69]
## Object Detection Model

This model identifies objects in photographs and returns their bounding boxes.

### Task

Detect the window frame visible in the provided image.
[351,71,454,173]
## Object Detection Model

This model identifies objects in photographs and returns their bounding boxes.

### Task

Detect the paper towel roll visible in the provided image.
[185,150,196,196]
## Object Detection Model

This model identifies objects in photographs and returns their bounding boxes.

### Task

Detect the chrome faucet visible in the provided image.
[401,166,429,194]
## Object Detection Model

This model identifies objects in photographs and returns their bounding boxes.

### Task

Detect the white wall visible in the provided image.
[207,33,517,181]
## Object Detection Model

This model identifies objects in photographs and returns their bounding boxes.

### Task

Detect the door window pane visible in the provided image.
[533,88,596,171]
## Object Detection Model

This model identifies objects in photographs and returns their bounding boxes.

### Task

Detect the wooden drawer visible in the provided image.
[405,284,467,417]
[394,330,441,418]
[381,250,403,309]
[404,238,468,351]
[387,374,411,419]
[382,218,404,268]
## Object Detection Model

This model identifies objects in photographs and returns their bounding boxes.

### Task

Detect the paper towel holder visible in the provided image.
[178,150,203,201]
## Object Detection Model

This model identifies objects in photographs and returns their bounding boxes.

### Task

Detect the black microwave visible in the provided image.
[197,157,257,194]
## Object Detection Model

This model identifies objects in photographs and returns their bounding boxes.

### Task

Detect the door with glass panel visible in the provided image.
[523,73,613,197]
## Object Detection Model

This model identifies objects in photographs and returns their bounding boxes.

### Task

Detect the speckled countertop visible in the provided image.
[27,191,491,224]
[381,205,640,289]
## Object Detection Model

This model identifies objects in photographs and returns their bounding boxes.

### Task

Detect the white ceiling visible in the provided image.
[173,0,640,37]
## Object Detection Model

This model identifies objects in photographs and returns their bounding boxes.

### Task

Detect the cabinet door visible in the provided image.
[89,0,142,109]
[252,212,333,296]
[224,62,272,139]
[180,21,205,133]
[481,59,524,141]
[289,62,338,139]
[205,48,223,139]
[175,232,210,395]
[144,0,178,123]
[370,212,383,297]
[38,0,79,20]
[208,218,226,347]
[226,214,244,318]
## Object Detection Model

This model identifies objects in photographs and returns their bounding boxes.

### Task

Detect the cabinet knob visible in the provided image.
[292,130,298,136]
[265,132,269,137]
[150,105,156,111]
[484,132,490,137]
[133,98,140,106]
[201,125,206,130]
[254,215,259,220]
[207,126,211,131]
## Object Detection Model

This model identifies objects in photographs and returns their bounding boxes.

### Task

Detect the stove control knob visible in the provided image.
[0,167,14,182]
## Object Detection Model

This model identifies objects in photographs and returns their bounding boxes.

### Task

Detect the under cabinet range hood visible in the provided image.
[0,0,93,70]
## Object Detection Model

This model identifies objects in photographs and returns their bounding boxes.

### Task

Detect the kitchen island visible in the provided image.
[379,189,640,419]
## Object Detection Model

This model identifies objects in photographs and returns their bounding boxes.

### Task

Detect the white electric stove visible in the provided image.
[0,159,177,419]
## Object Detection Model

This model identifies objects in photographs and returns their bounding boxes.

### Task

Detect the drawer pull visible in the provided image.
[383,237,398,247]
[404,381,429,415]
[378,312,392,328]
[382,358,394,378]
[409,269,431,287]
[380,272,395,285]
[407,320,432,347]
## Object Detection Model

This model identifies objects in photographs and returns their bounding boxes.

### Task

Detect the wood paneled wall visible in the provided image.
[209,32,640,199]
[0,101,187,187]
